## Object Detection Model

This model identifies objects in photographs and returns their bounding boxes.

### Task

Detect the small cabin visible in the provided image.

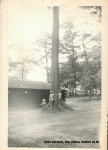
[8,80,51,110]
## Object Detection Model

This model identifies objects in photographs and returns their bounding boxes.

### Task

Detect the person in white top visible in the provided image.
[58,90,62,104]
[40,99,47,110]
[49,90,54,108]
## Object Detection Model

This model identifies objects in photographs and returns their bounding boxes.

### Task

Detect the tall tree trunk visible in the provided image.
[72,50,76,96]
[51,6,60,101]
[89,80,91,100]
[44,6,73,111]
[83,43,89,65]
[83,42,91,100]
[46,68,49,83]
[45,47,50,83]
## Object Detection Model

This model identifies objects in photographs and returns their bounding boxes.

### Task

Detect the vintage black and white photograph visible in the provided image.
[8,1,102,148]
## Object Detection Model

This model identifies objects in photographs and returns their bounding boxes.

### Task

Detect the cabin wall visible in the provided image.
[8,88,50,110]
[40,90,50,104]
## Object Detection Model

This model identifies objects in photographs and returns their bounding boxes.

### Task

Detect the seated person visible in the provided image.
[40,99,47,110]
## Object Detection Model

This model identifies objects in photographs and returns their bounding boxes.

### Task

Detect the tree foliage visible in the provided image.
[59,19,101,98]
[33,32,52,83]
[79,6,102,22]
[8,45,35,80]
[8,6,101,98]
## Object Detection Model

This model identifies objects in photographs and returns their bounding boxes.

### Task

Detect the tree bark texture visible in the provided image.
[51,6,60,101]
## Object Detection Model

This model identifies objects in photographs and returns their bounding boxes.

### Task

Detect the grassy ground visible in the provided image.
[8,97,101,148]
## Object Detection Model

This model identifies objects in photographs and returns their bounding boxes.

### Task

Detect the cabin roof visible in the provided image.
[8,80,51,90]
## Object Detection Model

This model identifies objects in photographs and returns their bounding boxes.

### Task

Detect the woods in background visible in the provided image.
[8,6,101,99]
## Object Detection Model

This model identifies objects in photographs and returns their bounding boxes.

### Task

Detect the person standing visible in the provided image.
[49,90,54,108]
